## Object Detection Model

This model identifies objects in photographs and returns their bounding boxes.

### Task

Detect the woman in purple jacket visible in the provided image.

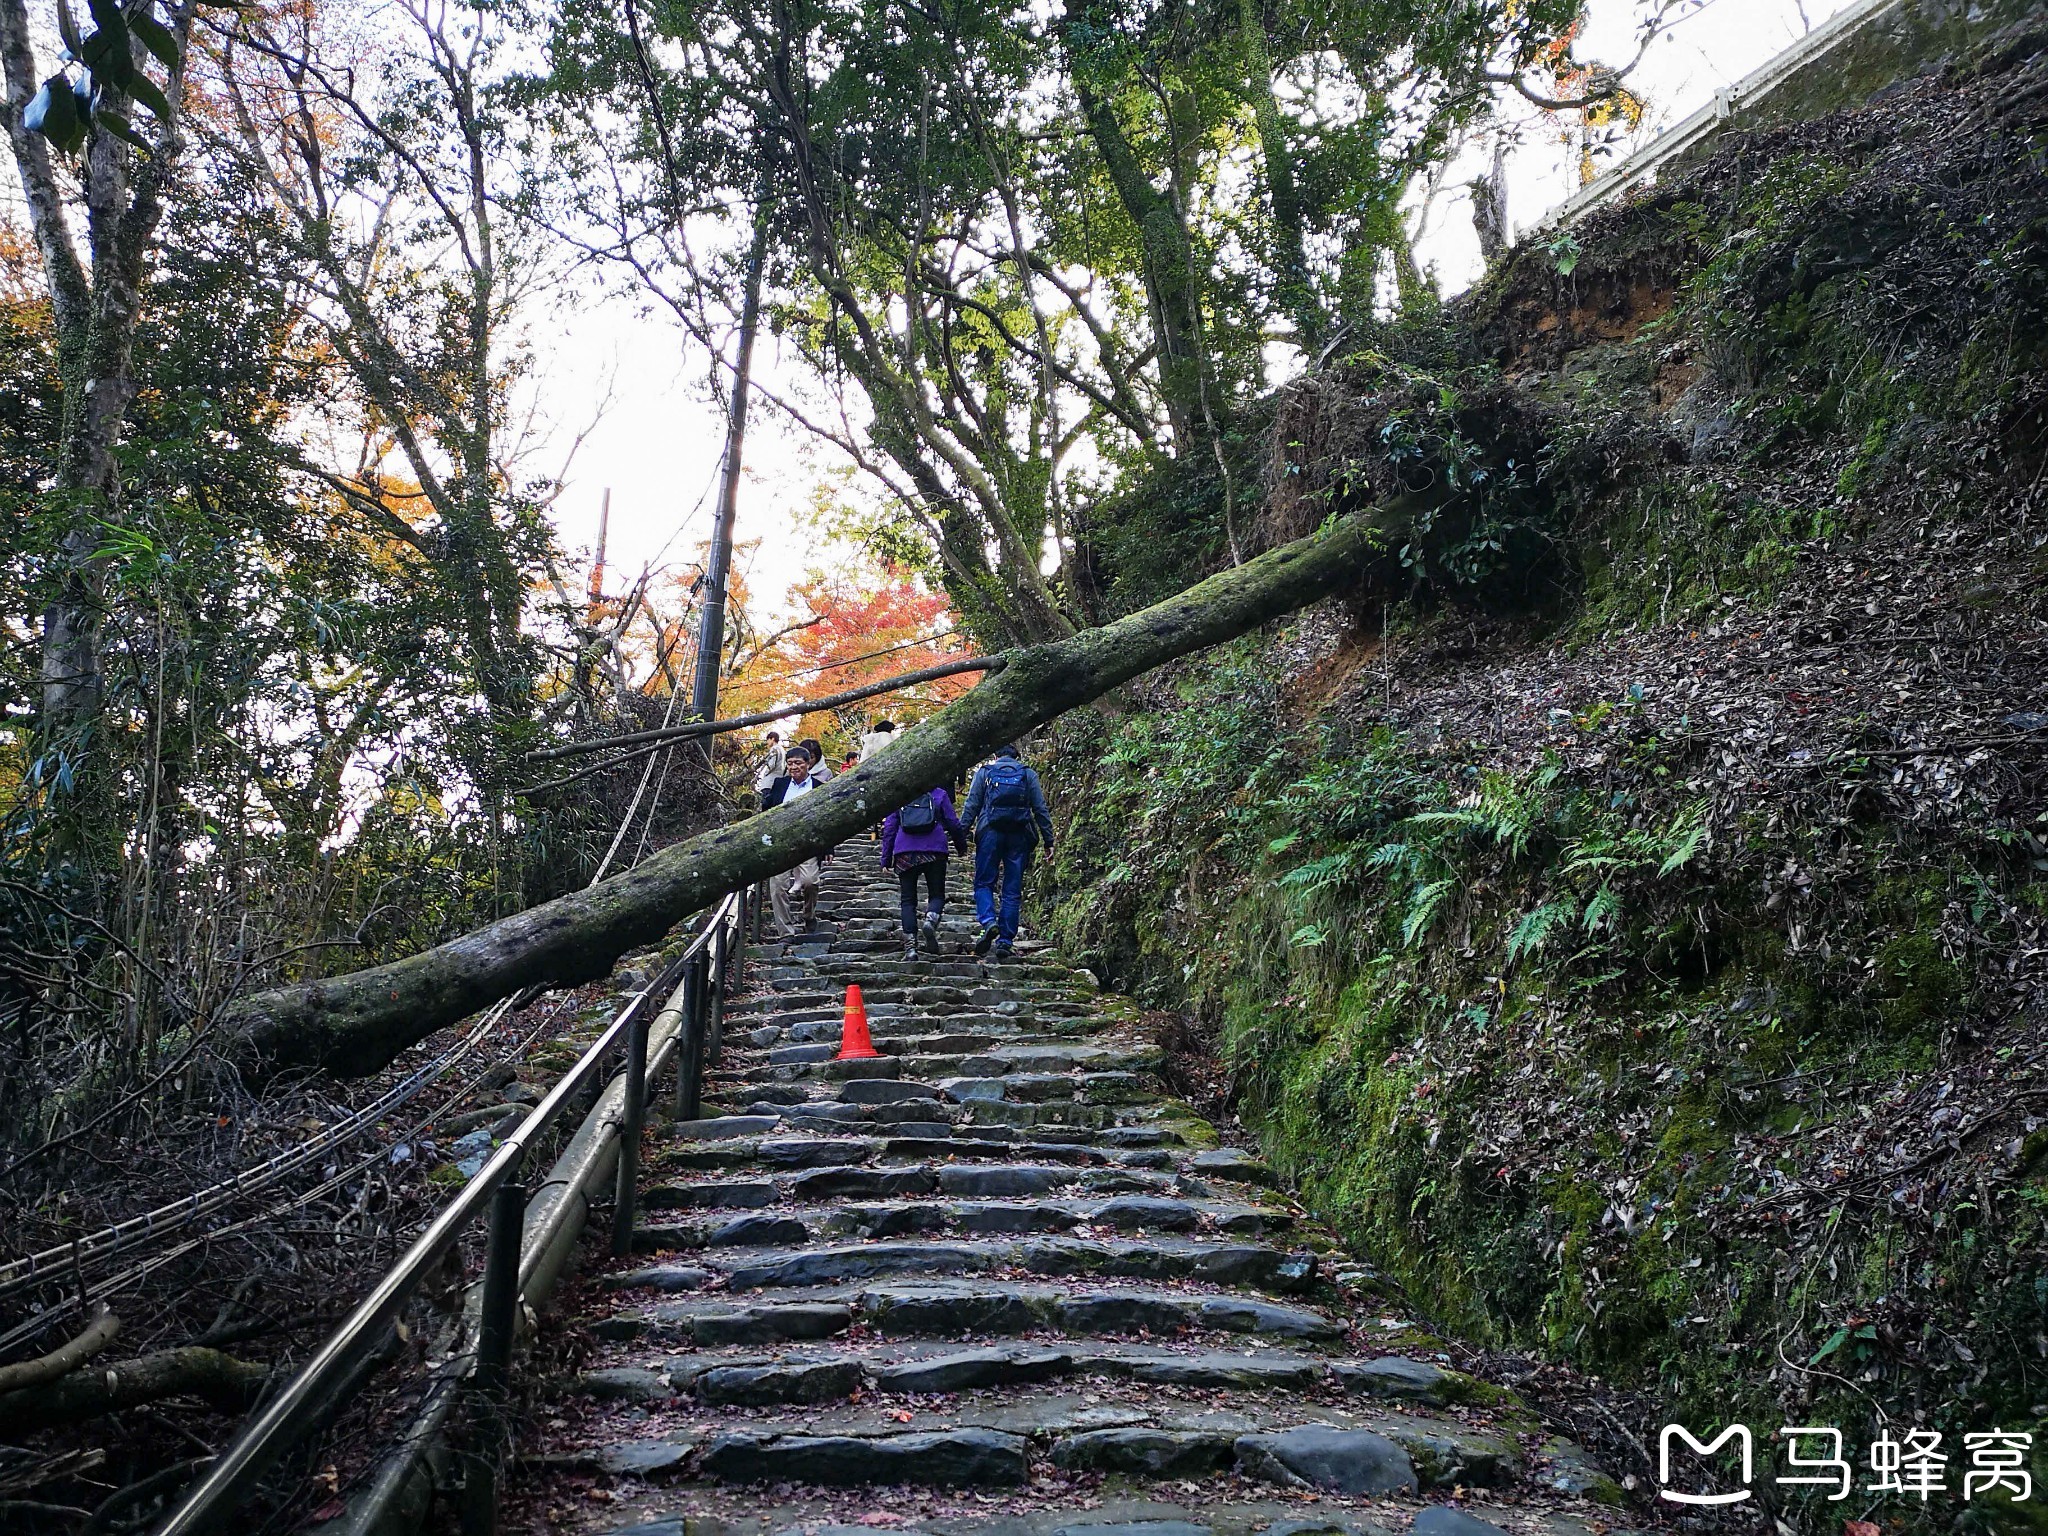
[880,785,969,960]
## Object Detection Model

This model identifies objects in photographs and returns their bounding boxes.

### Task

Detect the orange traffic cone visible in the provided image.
[835,984,879,1060]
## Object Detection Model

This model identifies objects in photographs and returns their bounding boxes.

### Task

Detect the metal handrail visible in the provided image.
[0,997,518,1312]
[152,888,748,1536]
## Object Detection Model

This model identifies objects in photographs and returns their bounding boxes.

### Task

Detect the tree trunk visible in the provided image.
[1237,0,1320,352]
[219,510,1392,1079]
[1063,12,1208,453]
[1470,137,1510,265]
[0,1346,267,1432]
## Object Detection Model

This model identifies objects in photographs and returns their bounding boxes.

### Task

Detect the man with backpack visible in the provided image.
[879,781,969,961]
[961,743,1055,962]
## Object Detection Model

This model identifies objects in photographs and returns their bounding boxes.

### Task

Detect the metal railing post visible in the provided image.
[675,958,704,1123]
[462,1176,526,1536]
[730,890,747,995]
[610,1004,649,1257]
[707,922,730,1066]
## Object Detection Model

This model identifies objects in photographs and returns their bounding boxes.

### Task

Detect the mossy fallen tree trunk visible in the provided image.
[222,512,1387,1079]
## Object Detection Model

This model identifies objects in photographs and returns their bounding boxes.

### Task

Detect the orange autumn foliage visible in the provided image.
[720,568,977,759]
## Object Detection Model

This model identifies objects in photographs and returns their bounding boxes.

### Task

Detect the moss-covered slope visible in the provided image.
[1042,34,2048,1531]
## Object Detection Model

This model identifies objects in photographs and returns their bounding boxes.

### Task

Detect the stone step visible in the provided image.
[597,1278,1350,1347]
[564,1385,1512,1492]
[516,867,1615,1531]
[627,1193,1294,1250]
[658,1234,1321,1294]
[579,1339,1464,1407]
[729,987,1096,1016]
[589,1500,1573,1536]
[653,1133,1144,1170]
[646,1162,1193,1211]
[652,1131,1276,1186]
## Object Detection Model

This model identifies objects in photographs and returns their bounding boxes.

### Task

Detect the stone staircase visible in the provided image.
[515,861,1632,1536]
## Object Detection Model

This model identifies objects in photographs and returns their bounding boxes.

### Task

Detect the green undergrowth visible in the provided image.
[1044,659,2047,1525]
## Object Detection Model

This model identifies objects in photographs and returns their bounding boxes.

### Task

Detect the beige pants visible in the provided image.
[770,858,821,936]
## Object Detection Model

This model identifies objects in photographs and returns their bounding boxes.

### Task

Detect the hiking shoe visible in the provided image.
[903,941,919,963]
[973,922,998,956]
[919,916,941,954]
[992,945,1014,963]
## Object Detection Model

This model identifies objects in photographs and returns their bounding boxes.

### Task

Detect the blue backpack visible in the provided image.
[980,761,1034,827]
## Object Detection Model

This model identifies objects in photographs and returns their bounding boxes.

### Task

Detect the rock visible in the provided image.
[830,1203,947,1238]
[788,1165,937,1199]
[708,1215,810,1246]
[674,1115,780,1140]
[822,1057,903,1081]
[1335,1355,1448,1403]
[1099,1127,1179,1148]
[878,1119,956,1137]
[780,1102,870,1123]
[669,1301,851,1345]
[1385,1426,1517,1488]
[1195,1296,1342,1339]
[575,1366,669,1403]
[769,1042,838,1063]
[1052,1524,1208,1536]
[501,1081,541,1105]
[955,1201,1077,1235]
[1003,1072,1078,1102]
[870,1347,1071,1393]
[607,1264,716,1292]
[862,1283,1038,1335]
[643,1181,777,1210]
[726,1241,991,1289]
[1188,1148,1280,1187]
[746,1025,782,1047]
[937,1164,1067,1197]
[839,1078,943,1103]
[1089,1198,1199,1231]
[593,1439,692,1478]
[937,1076,1007,1102]
[1409,1510,1508,1536]
[1126,1353,1318,1390]
[1535,1437,1625,1504]
[1053,1292,1192,1335]
[693,1358,864,1406]
[698,1428,1029,1486]
[1234,1426,1417,1495]
[755,1137,872,1168]
[1051,1427,1235,1477]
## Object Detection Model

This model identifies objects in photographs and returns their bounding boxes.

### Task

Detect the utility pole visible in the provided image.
[688,198,770,755]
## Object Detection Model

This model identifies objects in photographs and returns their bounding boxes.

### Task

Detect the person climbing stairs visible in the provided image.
[513,861,1629,1536]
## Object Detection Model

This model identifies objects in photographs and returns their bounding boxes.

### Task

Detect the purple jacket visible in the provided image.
[880,787,968,867]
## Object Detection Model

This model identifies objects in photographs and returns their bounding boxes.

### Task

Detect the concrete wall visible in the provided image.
[1539,0,2046,231]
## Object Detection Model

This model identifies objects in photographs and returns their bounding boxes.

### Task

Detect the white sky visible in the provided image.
[538,0,1850,620]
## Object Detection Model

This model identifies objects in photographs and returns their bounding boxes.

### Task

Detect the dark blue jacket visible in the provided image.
[962,758,1055,847]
